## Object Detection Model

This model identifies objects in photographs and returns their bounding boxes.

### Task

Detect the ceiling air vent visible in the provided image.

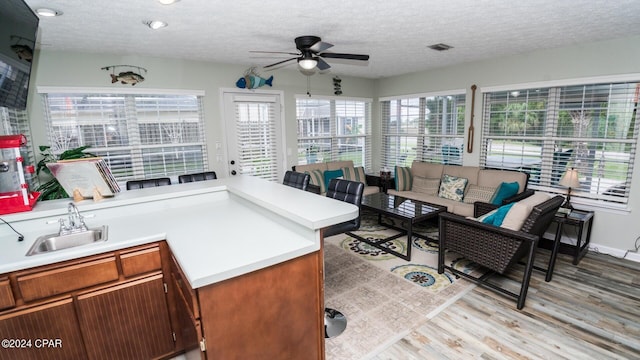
[428,43,453,51]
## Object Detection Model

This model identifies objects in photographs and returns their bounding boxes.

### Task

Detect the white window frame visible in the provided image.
[480,74,640,210]
[296,95,372,171]
[38,87,208,186]
[380,89,466,169]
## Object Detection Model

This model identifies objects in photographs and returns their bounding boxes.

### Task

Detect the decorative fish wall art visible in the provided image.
[236,67,273,89]
[101,65,147,86]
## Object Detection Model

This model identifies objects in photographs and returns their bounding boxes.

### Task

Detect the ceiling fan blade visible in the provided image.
[310,41,333,53]
[319,52,369,61]
[316,57,331,71]
[263,57,297,68]
[250,50,300,56]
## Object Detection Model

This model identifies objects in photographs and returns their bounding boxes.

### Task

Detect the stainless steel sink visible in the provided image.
[26,226,108,256]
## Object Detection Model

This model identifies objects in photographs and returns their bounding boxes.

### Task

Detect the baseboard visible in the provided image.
[589,242,640,263]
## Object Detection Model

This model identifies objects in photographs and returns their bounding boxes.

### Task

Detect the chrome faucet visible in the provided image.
[60,203,88,235]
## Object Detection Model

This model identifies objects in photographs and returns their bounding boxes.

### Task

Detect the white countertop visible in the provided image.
[0,176,358,288]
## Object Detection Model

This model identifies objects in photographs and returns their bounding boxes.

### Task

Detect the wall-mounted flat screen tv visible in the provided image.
[0,0,39,110]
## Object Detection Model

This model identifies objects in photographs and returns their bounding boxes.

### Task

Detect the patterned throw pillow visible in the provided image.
[306,169,325,193]
[438,174,468,202]
[341,166,366,183]
[411,176,440,195]
[394,166,412,191]
[463,185,497,204]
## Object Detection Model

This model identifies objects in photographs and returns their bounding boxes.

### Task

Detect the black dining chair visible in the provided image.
[178,171,217,183]
[322,178,364,338]
[125,177,172,190]
[282,170,310,191]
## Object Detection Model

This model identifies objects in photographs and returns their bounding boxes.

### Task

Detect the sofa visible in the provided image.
[388,161,532,217]
[292,160,379,196]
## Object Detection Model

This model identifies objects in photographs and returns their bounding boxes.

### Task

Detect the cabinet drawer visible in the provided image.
[120,245,162,278]
[17,256,119,302]
[171,255,199,320]
[0,278,15,311]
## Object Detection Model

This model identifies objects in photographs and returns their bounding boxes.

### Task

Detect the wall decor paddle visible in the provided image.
[467,84,477,153]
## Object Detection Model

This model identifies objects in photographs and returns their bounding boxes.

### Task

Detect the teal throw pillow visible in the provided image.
[394,166,412,191]
[490,181,520,205]
[481,203,515,226]
[324,169,344,190]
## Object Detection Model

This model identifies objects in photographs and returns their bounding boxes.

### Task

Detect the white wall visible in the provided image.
[25,35,640,255]
[375,35,640,255]
[26,51,376,177]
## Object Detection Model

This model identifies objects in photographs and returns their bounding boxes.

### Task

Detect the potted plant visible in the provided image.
[35,145,96,200]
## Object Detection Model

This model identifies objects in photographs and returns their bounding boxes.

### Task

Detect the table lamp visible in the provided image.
[559,168,580,210]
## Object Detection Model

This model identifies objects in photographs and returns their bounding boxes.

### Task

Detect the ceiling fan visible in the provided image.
[252,36,369,72]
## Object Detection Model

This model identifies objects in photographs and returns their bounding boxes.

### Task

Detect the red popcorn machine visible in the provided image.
[0,135,39,215]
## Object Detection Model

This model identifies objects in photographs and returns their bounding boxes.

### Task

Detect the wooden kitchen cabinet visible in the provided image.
[0,242,180,360]
[171,250,325,360]
[0,297,88,360]
[76,273,175,360]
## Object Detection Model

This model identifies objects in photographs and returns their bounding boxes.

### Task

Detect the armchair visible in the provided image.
[282,170,310,191]
[126,177,172,190]
[438,195,564,309]
[178,171,217,183]
[322,178,364,338]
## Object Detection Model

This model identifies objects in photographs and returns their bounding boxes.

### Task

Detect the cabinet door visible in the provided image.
[0,297,87,360]
[76,273,175,360]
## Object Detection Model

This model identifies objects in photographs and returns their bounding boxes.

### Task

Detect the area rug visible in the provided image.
[323,210,478,360]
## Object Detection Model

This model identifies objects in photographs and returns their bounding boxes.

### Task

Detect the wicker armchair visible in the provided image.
[438,195,564,309]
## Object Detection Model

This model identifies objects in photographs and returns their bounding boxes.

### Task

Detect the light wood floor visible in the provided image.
[370,249,640,359]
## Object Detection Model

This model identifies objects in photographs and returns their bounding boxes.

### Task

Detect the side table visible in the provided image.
[541,209,594,266]
[365,172,395,193]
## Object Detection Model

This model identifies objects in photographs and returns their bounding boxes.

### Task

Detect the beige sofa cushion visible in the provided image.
[411,176,440,195]
[478,169,527,194]
[294,162,328,174]
[443,165,479,186]
[501,192,552,230]
[411,161,444,179]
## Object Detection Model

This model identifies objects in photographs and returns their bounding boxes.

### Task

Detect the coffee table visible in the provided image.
[346,193,446,261]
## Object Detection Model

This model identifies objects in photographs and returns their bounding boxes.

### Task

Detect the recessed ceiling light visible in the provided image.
[157,0,180,4]
[144,20,168,30]
[36,8,63,17]
[427,43,453,51]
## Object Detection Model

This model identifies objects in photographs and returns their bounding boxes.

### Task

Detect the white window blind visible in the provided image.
[233,98,279,181]
[296,97,372,171]
[380,93,466,169]
[481,81,639,205]
[41,91,208,185]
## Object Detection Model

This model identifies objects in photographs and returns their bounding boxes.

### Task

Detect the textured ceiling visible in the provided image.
[24,0,640,79]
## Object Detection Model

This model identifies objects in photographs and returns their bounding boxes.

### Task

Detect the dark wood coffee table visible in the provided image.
[346,193,446,261]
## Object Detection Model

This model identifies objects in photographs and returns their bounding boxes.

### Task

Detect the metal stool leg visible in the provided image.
[324,307,347,338]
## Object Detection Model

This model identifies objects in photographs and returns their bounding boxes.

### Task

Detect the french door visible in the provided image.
[222,91,284,181]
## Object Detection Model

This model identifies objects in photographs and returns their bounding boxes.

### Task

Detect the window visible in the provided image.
[296,96,372,170]
[481,80,639,206]
[40,88,208,185]
[380,92,466,169]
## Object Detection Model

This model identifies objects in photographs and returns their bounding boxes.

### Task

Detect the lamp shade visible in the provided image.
[559,168,580,188]
[298,58,318,70]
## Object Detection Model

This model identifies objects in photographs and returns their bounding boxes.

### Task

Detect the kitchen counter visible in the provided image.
[0,176,358,288]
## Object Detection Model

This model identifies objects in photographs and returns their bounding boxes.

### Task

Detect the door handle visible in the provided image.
[231,170,237,175]
[230,160,235,165]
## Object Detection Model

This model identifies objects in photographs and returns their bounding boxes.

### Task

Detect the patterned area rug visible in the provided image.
[323,210,478,360]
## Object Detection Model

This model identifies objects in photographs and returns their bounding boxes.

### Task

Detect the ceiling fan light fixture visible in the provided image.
[36,8,63,17]
[298,58,318,70]
[157,0,180,4]
[428,43,453,51]
[144,20,168,30]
